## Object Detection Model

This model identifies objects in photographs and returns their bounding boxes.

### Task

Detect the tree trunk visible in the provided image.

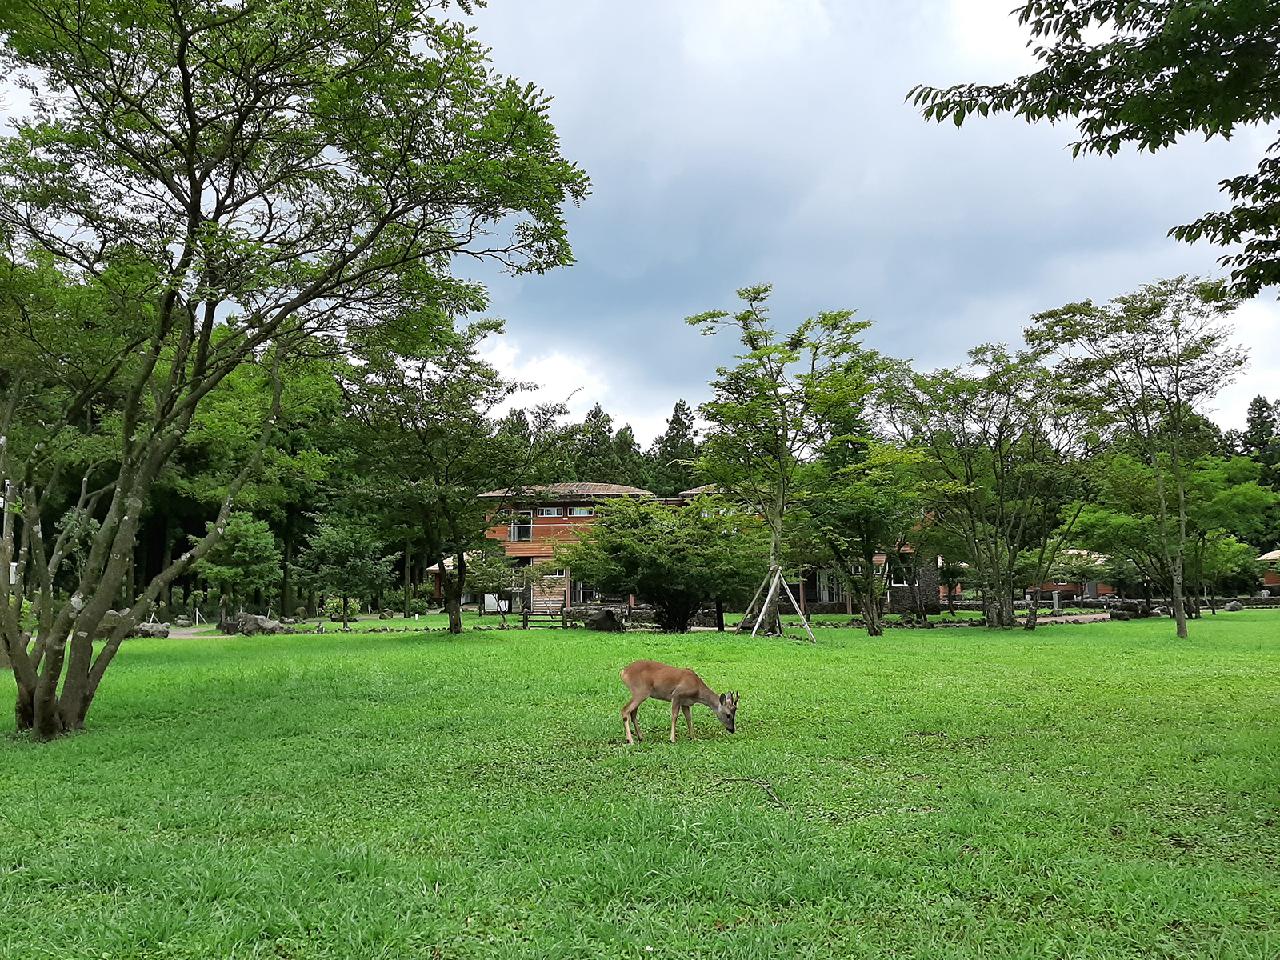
[715,596,725,632]
[751,514,785,636]
[1171,564,1188,637]
[758,567,783,636]
[281,513,294,616]
[1024,602,1038,631]
[13,659,34,732]
[161,517,176,608]
[1024,586,1040,631]
[341,594,350,630]
[445,551,468,635]
[403,539,412,618]
[860,553,883,637]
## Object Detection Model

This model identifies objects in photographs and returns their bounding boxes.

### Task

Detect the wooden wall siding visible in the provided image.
[485,509,598,557]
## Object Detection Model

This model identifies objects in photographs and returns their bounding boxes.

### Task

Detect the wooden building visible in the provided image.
[479,482,653,608]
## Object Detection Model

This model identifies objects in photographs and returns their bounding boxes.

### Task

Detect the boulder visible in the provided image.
[174,617,193,628]
[1224,600,1244,612]
[220,612,289,636]
[1109,610,1133,621]
[585,608,624,632]
[90,611,173,639]
[93,610,126,639]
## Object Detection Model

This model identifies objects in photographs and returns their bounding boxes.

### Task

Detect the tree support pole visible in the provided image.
[778,574,816,643]
[752,568,782,638]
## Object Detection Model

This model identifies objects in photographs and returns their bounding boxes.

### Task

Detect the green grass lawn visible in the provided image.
[3,613,1278,958]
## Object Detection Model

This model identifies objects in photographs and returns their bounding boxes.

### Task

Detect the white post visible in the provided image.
[778,574,817,643]
[752,568,782,638]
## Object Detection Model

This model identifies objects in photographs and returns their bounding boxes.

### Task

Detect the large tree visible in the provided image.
[1076,453,1276,612]
[646,399,702,497]
[911,1,1280,295]
[1028,277,1246,636]
[0,0,586,738]
[192,511,281,623]
[797,443,926,637]
[339,320,564,634]
[690,284,881,638]
[883,345,1093,629]
[298,514,399,630]
[558,495,768,633]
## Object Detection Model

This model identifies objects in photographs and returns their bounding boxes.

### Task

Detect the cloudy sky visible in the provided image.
[463,0,1278,443]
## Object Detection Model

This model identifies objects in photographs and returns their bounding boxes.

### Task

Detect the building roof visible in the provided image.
[676,484,719,498]
[1259,549,1280,563]
[478,482,653,501]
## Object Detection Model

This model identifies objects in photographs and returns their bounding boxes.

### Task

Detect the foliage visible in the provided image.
[298,516,399,629]
[646,399,702,497]
[1028,277,1246,635]
[558,495,768,632]
[795,443,928,636]
[882,344,1093,629]
[690,283,883,635]
[1076,453,1277,605]
[192,512,281,618]
[911,1,1280,295]
[0,0,586,737]
[339,319,564,633]
[1230,394,1280,546]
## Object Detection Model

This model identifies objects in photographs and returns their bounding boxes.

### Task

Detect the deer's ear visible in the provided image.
[719,693,726,705]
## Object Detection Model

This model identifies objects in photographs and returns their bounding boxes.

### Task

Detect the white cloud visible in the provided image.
[1212,299,1280,430]
[944,0,1039,75]
[675,0,833,69]
[479,333,674,444]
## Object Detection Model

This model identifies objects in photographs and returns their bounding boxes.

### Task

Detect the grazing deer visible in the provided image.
[620,659,739,744]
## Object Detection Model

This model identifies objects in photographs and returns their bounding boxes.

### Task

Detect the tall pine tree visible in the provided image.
[646,400,702,497]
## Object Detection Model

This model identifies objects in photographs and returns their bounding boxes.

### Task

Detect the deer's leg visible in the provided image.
[631,707,643,741]
[670,701,680,743]
[622,696,643,744]
[683,704,693,739]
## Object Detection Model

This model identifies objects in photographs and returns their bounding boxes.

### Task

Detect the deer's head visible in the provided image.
[717,691,740,733]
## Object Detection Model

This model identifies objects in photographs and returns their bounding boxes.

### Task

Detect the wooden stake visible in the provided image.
[752,567,782,638]
[779,574,817,643]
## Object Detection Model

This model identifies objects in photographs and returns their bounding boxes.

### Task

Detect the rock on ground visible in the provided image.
[219,613,290,636]
[585,609,624,632]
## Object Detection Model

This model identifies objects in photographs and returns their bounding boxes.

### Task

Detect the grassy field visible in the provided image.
[3,613,1278,958]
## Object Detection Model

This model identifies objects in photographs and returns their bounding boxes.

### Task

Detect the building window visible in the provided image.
[537,506,563,517]
[509,511,533,542]
[568,506,594,517]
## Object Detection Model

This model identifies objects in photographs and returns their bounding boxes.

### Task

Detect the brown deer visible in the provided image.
[620,659,739,744]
